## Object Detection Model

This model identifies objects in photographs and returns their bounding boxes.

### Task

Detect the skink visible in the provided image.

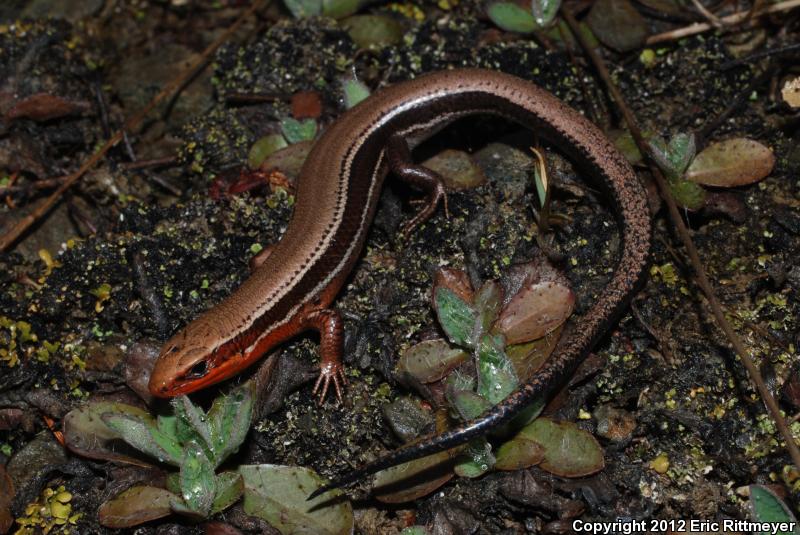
[147,68,651,497]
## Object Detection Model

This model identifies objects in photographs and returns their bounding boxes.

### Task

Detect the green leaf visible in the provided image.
[211,471,244,515]
[477,334,518,404]
[102,413,183,466]
[179,440,216,517]
[669,179,706,210]
[283,0,322,18]
[648,132,695,181]
[495,437,545,470]
[397,339,468,384]
[486,2,538,34]
[434,287,477,348]
[519,418,604,477]
[531,0,560,26]
[241,465,354,535]
[281,117,317,144]
[248,134,288,169]
[454,438,495,478]
[667,132,696,176]
[64,402,158,467]
[322,0,363,18]
[749,485,800,535]
[207,381,256,467]
[98,485,176,528]
[450,390,491,421]
[400,528,430,535]
[342,78,370,109]
[341,15,404,49]
[173,396,212,448]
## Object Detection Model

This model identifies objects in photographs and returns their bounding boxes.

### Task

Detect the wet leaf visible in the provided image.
[433,268,474,305]
[179,441,216,517]
[342,78,370,109]
[211,472,244,514]
[341,15,404,49]
[241,464,353,535]
[531,0,561,26]
[487,2,538,34]
[400,528,430,535]
[422,150,487,191]
[372,450,456,503]
[450,390,491,420]
[291,91,322,120]
[434,287,478,348]
[63,402,158,467]
[5,93,89,122]
[397,339,468,384]
[102,412,183,466]
[519,418,604,477]
[686,138,775,187]
[493,281,574,345]
[477,334,518,404]
[454,438,494,478]
[98,485,176,528]
[749,485,800,534]
[382,396,434,443]
[649,133,696,180]
[495,437,545,470]
[173,396,213,450]
[283,0,322,18]
[586,0,648,52]
[281,117,317,144]
[248,135,288,169]
[669,179,706,210]
[207,381,255,467]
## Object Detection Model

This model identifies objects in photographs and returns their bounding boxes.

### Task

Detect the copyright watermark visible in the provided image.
[572,518,797,534]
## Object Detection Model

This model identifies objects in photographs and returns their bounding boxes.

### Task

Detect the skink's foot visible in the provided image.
[313,360,347,404]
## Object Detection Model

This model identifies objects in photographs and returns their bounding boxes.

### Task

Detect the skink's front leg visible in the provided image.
[305,309,347,403]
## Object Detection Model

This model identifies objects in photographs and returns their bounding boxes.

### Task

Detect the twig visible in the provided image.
[645,0,800,44]
[0,0,268,252]
[121,155,178,171]
[689,0,724,27]
[562,8,800,474]
[719,42,800,71]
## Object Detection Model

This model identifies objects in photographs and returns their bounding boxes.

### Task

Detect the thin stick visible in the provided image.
[0,0,267,252]
[645,0,800,44]
[562,8,800,473]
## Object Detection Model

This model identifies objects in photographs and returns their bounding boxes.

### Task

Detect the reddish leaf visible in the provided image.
[291,91,322,119]
[6,93,89,122]
[432,268,474,307]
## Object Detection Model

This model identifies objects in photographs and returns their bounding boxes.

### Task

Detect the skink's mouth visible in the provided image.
[149,357,238,398]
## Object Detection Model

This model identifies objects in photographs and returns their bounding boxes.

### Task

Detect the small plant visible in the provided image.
[382,260,603,501]
[104,381,254,522]
[64,381,354,533]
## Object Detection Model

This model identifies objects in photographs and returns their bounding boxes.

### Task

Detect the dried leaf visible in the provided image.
[372,450,457,503]
[291,91,323,120]
[686,138,774,187]
[5,93,89,122]
[493,281,574,344]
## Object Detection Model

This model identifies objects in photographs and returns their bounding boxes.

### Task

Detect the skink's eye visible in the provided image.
[187,361,208,379]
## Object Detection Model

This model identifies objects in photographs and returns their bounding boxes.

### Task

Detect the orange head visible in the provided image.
[148,319,243,398]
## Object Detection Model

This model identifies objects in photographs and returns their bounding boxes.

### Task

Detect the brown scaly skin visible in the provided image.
[145,69,651,497]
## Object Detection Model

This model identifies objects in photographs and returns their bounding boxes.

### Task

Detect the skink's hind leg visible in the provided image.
[306,309,347,404]
[386,134,449,236]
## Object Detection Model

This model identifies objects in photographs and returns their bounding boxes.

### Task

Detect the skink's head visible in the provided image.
[148,319,241,398]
